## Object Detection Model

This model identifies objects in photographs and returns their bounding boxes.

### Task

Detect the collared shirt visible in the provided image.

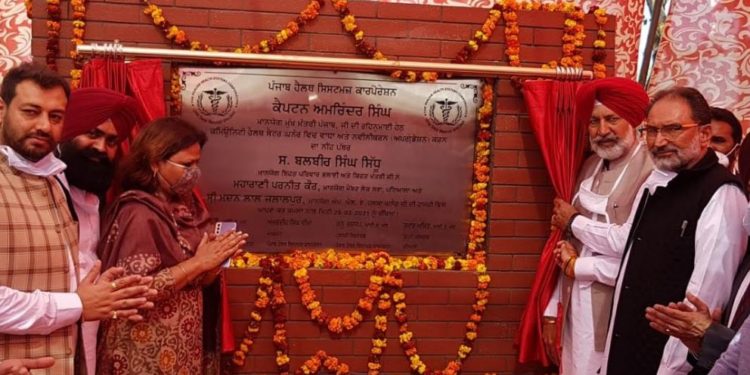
[0,147,82,334]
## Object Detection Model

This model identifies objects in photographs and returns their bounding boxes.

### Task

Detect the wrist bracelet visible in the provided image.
[565,256,577,278]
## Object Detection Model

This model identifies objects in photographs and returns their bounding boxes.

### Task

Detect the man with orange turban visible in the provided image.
[56,87,144,375]
[545,77,653,375]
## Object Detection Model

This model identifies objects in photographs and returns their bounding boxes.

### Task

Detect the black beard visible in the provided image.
[57,142,114,197]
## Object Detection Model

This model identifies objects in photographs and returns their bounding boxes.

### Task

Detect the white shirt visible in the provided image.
[0,147,83,334]
[598,168,748,375]
[69,184,101,375]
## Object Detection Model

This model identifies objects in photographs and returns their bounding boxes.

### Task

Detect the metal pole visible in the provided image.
[77,42,593,80]
[638,0,666,85]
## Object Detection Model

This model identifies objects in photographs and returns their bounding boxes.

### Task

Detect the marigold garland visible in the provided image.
[590,6,608,79]
[231,81,494,374]
[330,0,437,83]
[69,0,87,89]
[45,0,61,71]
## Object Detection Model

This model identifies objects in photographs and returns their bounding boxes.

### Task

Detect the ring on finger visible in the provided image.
[111,281,117,290]
[112,310,118,320]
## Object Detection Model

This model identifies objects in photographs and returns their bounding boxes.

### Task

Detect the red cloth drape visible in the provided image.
[78,58,235,353]
[516,80,586,366]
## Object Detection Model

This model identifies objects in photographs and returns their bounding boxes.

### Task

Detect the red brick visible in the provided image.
[489,271,536,289]
[489,238,547,254]
[493,133,539,150]
[491,168,549,186]
[153,7,211,27]
[346,18,411,38]
[444,5,493,21]
[496,96,528,115]
[413,339,465,355]
[377,3,441,21]
[488,219,515,237]
[417,305,475,321]
[494,115,519,131]
[489,203,549,220]
[491,185,516,202]
[492,150,520,168]
[321,286,366,303]
[408,21,475,41]
[375,37,441,58]
[512,254,541,271]
[485,254,513,271]
[517,151,546,168]
[309,33,359,54]
[307,269,357,286]
[209,11,290,30]
[401,287,451,304]
[533,28,564,47]
[289,339,353,355]
[419,270,477,287]
[86,2,142,23]
[516,186,554,203]
[513,220,550,237]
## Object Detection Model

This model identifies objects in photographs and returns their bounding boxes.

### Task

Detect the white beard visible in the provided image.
[651,135,702,172]
[590,129,636,161]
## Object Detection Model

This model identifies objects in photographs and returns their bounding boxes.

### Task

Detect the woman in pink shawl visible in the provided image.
[96,117,247,374]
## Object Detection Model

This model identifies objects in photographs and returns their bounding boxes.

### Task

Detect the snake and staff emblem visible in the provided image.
[424,87,468,133]
[191,76,238,124]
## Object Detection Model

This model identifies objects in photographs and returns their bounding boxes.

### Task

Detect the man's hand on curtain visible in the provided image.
[551,197,578,231]
[542,318,560,366]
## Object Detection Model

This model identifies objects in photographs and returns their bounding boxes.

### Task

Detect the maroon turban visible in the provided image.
[62,88,142,141]
[575,77,649,128]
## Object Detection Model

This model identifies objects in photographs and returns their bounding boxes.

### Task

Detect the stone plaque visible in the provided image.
[180,67,479,253]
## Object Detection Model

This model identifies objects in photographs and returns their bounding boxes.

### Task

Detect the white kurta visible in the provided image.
[544,145,645,375]
[69,185,101,375]
[594,168,748,375]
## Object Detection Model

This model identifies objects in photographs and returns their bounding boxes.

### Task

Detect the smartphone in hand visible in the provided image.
[215,221,238,268]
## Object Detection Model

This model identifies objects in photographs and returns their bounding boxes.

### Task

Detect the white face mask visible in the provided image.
[577,179,612,223]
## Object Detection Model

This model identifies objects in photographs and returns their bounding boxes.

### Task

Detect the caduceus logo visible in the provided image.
[190,77,238,124]
[424,88,468,133]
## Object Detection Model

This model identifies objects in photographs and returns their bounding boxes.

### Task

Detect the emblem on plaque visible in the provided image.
[423,87,469,133]
[191,76,238,124]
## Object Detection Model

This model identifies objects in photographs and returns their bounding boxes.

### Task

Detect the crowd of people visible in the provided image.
[2,61,750,375]
[544,77,750,375]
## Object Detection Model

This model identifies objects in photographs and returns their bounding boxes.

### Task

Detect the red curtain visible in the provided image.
[516,80,586,365]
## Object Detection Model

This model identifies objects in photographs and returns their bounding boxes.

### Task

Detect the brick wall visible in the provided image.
[31,1,616,373]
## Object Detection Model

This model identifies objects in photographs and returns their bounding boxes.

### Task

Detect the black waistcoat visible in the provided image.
[607,151,741,374]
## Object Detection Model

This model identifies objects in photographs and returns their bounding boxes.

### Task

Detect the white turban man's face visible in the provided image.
[588,104,637,161]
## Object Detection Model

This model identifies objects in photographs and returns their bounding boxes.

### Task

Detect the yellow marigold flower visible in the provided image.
[564,19,577,28]
[307,301,320,310]
[594,40,606,48]
[403,260,414,269]
[355,30,364,41]
[477,264,487,273]
[342,15,357,31]
[468,40,479,51]
[293,268,307,278]
[250,311,262,321]
[478,274,491,283]
[399,331,413,343]
[466,331,478,340]
[276,354,290,365]
[393,292,405,302]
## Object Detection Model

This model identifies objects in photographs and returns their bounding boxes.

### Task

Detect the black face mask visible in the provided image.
[57,142,115,197]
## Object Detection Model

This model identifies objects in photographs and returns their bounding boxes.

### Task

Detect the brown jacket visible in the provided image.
[0,154,80,375]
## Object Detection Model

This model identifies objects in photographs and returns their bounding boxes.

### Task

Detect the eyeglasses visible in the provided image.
[638,123,704,140]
